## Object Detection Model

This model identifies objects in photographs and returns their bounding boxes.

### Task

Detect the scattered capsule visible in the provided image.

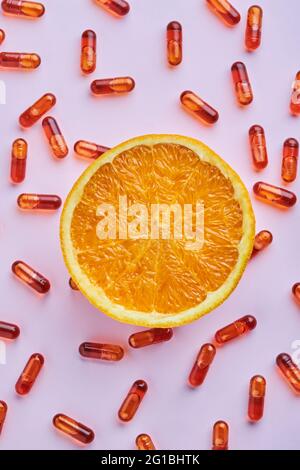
[19,93,56,128]
[10,138,27,183]
[18,193,62,210]
[81,30,96,75]
[69,278,79,290]
[251,230,273,257]
[136,434,156,450]
[94,0,130,17]
[0,321,20,340]
[42,117,69,159]
[231,62,253,105]
[245,6,263,51]
[1,0,45,17]
[215,315,257,345]
[53,413,95,445]
[206,0,240,26]
[276,353,300,394]
[0,401,7,435]
[248,375,266,421]
[118,380,148,422]
[79,342,124,361]
[91,77,135,95]
[0,52,40,69]
[0,29,5,44]
[212,421,229,450]
[188,343,216,387]
[249,125,268,170]
[15,353,44,395]
[12,260,50,294]
[290,71,300,115]
[292,283,300,303]
[180,90,219,125]
[167,21,182,66]
[128,328,173,349]
[253,181,297,208]
[74,140,110,159]
[281,138,298,183]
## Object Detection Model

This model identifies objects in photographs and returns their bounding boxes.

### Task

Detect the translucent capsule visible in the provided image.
[1,0,45,17]
[249,125,268,170]
[128,328,173,349]
[0,321,20,340]
[215,315,257,345]
[118,380,148,422]
[136,434,156,450]
[0,29,5,44]
[276,353,300,393]
[0,401,7,435]
[18,193,62,210]
[19,93,56,128]
[292,283,300,303]
[74,140,110,160]
[79,342,124,361]
[81,30,97,75]
[10,138,27,183]
[42,117,69,159]
[188,343,216,387]
[248,375,266,421]
[212,421,229,450]
[180,90,219,125]
[290,71,300,115]
[53,414,95,445]
[12,260,50,294]
[231,62,253,105]
[0,52,40,69]
[245,6,263,51]
[206,0,240,26]
[251,230,273,257]
[94,0,130,17]
[15,353,44,395]
[281,138,298,183]
[91,77,135,95]
[167,21,182,66]
[69,278,79,290]
[253,181,297,208]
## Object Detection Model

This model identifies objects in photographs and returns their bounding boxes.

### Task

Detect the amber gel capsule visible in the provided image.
[74,140,110,159]
[94,0,130,17]
[188,343,216,387]
[53,414,95,444]
[15,353,44,395]
[212,421,229,450]
[276,353,300,393]
[69,278,79,290]
[79,342,124,361]
[249,125,268,170]
[91,77,135,95]
[245,6,263,51]
[1,0,45,17]
[0,29,5,44]
[10,138,27,183]
[136,434,156,450]
[129,328,173,348]
[290,71,300,115]
[0,321,20,340]
[19,93,56,128]
[18,193,62,210]
[167,21,182,66]
[231,62,253,105]
[0,52,40,69]
[215,315,257,345]
[248,375,266,421]
[281,138,298,183]
[180,90,219,125]
[0,401,7,435]
[81,30,96,74]
[206,0,240,26]
[42,117,69,158]
[251,230,273,257]
[12,261,50,294]
[253,181,297,208]
[292,283,300,303]
[118,380,148,422]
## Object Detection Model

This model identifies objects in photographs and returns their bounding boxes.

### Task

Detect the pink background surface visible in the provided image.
[0,0,300,450]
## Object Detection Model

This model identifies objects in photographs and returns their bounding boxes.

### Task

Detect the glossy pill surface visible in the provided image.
[0,321,20,340]
[231,62,253,105]
[167,21,182,66]
[281,138,298,183]
[0,29,5,44]
[118,380,148,422]
[53,414,95,444]
[215,315,257,344]
[1,0,45,17]
[12,260,50,294]
[74,140,110,159]
[180,90,219,125]
[11,138,27,183]
[18,193,62,210]
[79,342,124,361]
[253,181,297,208]
[245,5,263,51]
[290,71,300,115]
[292,283,300,303]
[249,125,268,170]
[248,375,266,421]
[276,353,300,393]
[212,421,229,450]
[0,52,40,69]
[0,401,7,435]
[206,0,240,26]
[69,278,79,290]
[94,0,130,16]
[188,343,216,387]
[15,353,44,395]
[19,93,56,127]
[251,230,273,257]
[81,30,96,74]
[129,328,173,348]
[42,117,69,158]
[136,434,156,450]
[91,77,135,95]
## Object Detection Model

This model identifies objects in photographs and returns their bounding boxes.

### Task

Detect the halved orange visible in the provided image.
[60,135,255,327]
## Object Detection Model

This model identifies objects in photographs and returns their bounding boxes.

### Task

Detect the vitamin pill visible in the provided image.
[0,52,40,69]
[0,321,20,340]
[79,342,124,361]
[128,328,173,348]
[136,434,156,450]
[251,230,273,257]
[18,193,62,210]
[74,140,110,159]
[91,77,135,95]
[231,62,253,105]
[69,278,79,290]
[1,0,45,17]
[118,380,148,422]
[206,0,240,26]
[253,181,297,208]
[15,353,44,395]
[53,414,95,444]
[215,315,257,344]
[245,5,263,51]
[0,401,7,435]
[180,90,219,125]
[42,117,69,158]
[276,353,300,393]
[167,21,182,66]
[281,138,298,183]
[81,30,96,74]
[212,420,229,450]
[292,283,300,303]
[12,260,50,294]
[290,71,300,115]
[0,29,5,44]
[248,125,268,170]
[188,343,216,387]
[10,138,27,183]
[248,375,266,421]
[19,93,56,128]
[94,0,130,17]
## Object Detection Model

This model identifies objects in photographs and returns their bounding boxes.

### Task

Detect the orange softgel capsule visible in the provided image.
[290,71,300,115]
[248,375,266,421]
[81,30,96,74]
[10,138,27,183]
[281,138,298,183]
[0,52,40,69]
[180,90,219,125]
[231,62,253,105]
[188,343,216,387]
[0,29,5,44]
[276,353,300,393]
[42,117,69,158]
[292,283,300,303]
[1,0,45,17]
[91,77,135,95]
[15,353,44,395]
[253,181,297,208]
[69,278,79,290]
[118,380,148,422]
[79,342,124,361]
[12,260,50,294]
[251,230,273,257]
[245,5,263,51]
[0,321,20,340]
[249,125,268,170]
[74,140,110,159]
[215,315,257,344]
[128,328,173,349]
[0,401,7,435]
[167,21,182,66]
[18,193,62,210]
[212,420,229,450]
[206,0,240,26]
[136,434,156,450]
[19,93,56,128]
[53,414,95,444]
[94,0,130,16]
